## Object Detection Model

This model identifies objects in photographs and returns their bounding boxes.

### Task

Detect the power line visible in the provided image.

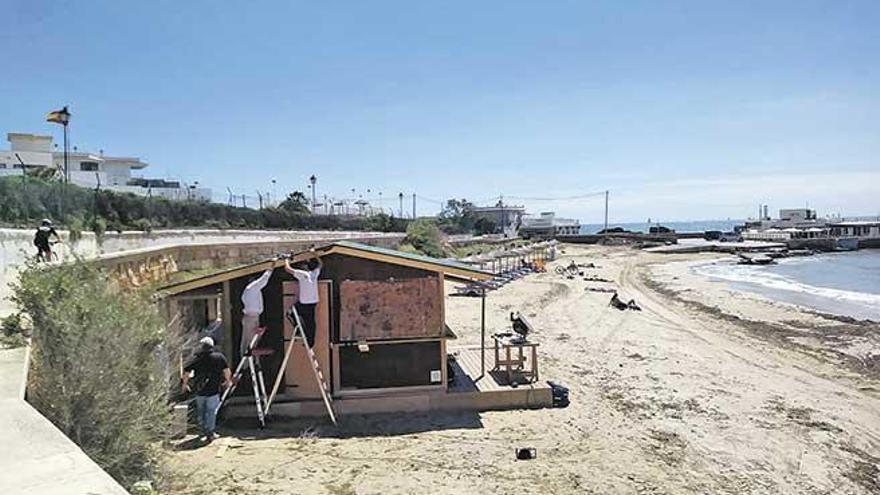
[503,191,608,201]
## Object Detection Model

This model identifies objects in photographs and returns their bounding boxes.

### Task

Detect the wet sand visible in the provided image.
[166,244,880,494]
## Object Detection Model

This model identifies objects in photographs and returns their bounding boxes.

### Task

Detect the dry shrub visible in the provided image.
[11,259,183,489]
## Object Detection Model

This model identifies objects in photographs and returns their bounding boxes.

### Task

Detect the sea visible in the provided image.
[579,220,741,235]
[692,250,880,321]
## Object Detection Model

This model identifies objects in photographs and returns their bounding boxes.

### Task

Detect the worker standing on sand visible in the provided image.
[284,248,322,348]
[182,337,232,443]
[240,268,273,356]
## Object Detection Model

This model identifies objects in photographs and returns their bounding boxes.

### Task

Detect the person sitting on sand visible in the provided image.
[609,292,641,311]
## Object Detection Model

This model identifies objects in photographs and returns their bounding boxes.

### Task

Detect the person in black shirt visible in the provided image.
[34,219,60,262]
[182,337,232,441]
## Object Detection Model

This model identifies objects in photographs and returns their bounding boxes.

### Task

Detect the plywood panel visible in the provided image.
[338,340,442,389]
[282,282,331,399]
[338,277,442,341]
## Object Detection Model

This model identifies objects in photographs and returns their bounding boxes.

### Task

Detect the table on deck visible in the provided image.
[492,335,539,385]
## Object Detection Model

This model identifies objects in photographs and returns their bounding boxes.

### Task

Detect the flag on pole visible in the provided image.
[46,106,71,125]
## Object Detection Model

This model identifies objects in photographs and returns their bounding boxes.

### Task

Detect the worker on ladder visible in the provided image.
[283,248,322,349]
[240,268,273,357]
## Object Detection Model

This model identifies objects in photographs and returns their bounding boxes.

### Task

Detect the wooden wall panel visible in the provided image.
[338,277,442,341]
[338,340,442,389]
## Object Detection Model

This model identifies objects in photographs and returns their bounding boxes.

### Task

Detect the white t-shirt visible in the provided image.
[241,269,272,315]
[291,268,321,304]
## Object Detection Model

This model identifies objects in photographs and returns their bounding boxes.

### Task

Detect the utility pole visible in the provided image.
[500,194,505,236]
[14,153,28,221]
[94,172,101,227]
[412,193,416,219]
[241,194,246,208]
[398,192,404,218]
[603,190,609,233]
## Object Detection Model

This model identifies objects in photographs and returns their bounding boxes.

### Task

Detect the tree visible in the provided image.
[278,191,310,214]
[402,218,445,257]
[473,217,497,235]
[437,198,477,234]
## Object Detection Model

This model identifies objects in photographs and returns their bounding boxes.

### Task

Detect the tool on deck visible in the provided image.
[216,327,271,428]
[265,305,337,425]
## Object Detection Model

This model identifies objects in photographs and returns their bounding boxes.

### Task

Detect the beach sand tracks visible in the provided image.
[644,428,688,467]
[762,395,843,434]
[642,268,880,381]
[839,443,880,495]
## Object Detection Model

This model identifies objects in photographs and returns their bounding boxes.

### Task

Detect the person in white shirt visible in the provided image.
[240,269,273,356]
[284,249,322,348]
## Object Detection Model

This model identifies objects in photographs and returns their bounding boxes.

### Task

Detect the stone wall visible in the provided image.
[93,235,404,289]
[0,229,403,314]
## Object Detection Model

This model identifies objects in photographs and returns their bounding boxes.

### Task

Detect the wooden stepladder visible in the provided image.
[216,327,271,428]
[266,305,337,425]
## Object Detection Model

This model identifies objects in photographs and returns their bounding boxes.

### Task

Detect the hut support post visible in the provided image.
[480,286,486,380]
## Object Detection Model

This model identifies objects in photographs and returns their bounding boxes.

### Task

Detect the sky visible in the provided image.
[1,0,878,223]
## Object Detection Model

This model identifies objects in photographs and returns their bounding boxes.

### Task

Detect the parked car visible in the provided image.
[718,232,743,242]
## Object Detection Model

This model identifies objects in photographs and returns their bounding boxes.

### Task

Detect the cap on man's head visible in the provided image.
[199,336,215,348]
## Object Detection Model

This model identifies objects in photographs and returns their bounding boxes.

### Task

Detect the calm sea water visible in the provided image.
[693,250,880,321]
[580,220,741,234]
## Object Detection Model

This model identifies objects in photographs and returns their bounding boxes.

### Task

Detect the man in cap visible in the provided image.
[182,336,232,442]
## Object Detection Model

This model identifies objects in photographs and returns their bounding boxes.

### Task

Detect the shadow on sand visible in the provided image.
[215,409,484,441]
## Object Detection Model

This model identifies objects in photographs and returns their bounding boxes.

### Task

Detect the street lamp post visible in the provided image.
[310,175,317,213]
[398,192,404,218]
[46,106,71,221]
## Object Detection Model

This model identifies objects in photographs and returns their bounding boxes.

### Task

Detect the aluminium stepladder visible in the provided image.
[215,327,271,428]
[266,304,337,425]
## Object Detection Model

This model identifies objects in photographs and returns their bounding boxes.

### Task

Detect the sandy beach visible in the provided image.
[166,244,880,494]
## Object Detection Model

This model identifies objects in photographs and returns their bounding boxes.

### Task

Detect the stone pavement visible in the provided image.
[0,346,129,494]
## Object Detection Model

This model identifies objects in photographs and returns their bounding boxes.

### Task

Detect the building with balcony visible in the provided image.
[1,132,211,201]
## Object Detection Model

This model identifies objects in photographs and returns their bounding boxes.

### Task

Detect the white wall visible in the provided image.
[101,162,131,186]
[0,150,52,168]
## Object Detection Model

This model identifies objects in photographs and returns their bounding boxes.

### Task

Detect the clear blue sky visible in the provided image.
[2,0,878,222]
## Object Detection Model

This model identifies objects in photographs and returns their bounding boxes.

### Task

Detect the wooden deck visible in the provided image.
[224,347,553,421]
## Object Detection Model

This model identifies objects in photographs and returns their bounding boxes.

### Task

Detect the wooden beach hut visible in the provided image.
[157,241,553,420]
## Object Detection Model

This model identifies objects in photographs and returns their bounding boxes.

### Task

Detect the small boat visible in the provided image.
[737,253,776,265]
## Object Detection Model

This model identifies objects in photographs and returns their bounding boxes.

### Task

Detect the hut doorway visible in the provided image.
[281,280,333,399]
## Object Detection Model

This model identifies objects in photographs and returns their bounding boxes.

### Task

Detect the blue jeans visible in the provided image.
[194,394,220,435]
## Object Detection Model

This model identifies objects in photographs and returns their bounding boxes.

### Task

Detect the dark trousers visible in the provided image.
[295,302,317,348]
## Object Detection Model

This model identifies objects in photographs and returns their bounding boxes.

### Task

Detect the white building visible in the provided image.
[465,203,526,237]
[519,212,581,238]
[1,132,211,201]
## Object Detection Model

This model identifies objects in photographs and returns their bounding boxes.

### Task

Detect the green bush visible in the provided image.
[0,177,408,234]
[0,312,27,348]
[11,260,183,489]
[67,216,85,244]
[403,219,445,258]
[134,218,153,234]
[92,217,107,238]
